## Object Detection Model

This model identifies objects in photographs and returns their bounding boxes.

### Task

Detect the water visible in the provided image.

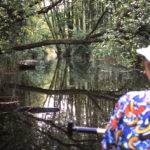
[0,54,149,150]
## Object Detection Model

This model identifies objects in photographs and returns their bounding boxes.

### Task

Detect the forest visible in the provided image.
[0,0,150,150]
[1,0,150,64]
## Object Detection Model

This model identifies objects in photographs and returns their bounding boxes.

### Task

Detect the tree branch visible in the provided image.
[29,0,43,7]
[86,31,106,39]
[38,0,63,14]
[11,39,103,51]
[0,101,18,105]
[85,9,108,39]
[8,84,119,101]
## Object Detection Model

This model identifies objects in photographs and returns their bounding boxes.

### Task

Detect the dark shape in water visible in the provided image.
[18,64,36,71]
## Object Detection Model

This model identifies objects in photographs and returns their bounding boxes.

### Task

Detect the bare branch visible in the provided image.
[85,9,108,39]
[86,31,106,39]
[11,39,103,51]
[38,0,63,14]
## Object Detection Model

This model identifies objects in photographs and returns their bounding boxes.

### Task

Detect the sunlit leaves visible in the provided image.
[0,0,150,65]
[94,0,150,63]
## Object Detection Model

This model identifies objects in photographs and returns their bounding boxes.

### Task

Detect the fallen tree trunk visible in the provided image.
[8,84,119,101]
[0,101,19,105]
[12,39,103,51]
[9,84,89,95]
[16,106,60,113]
[0,105,59,113]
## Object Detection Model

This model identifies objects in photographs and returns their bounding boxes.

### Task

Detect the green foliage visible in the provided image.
[21,16,51,43]
[0,0,150,65]
[0,0,27,51]
[90,0,150,66]
[71,28,92,57]
[72,28,86,39]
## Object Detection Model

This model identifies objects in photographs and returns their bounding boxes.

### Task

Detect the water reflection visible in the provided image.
[0,55,149,150]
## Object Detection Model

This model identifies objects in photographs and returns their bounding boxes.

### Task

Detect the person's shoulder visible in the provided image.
[119,90,150,103]
[126,90,150,98]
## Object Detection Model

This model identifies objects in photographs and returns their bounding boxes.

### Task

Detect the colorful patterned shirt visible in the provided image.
[101,90,150,150]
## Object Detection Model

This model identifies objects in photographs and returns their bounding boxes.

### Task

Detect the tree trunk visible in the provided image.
[8,84,119,101]
[16,106,60,113]
[12,39,103,51]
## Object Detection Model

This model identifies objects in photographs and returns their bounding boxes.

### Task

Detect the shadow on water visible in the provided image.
[0,54,149,150]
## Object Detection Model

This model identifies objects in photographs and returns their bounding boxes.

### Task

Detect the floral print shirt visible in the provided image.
[101,90,150,150]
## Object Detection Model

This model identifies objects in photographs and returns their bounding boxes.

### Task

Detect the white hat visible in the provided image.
[136,45,150,62]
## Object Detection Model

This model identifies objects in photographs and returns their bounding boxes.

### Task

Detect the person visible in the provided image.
[101,46,150,150]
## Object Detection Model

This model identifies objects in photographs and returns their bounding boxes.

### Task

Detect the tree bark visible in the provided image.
[12,39,103,51]
[37,0,63,14]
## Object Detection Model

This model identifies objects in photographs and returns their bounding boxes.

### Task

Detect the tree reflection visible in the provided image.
[1,57,149,150]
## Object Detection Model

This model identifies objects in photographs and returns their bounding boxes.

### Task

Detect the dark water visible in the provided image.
[0,53,149,150]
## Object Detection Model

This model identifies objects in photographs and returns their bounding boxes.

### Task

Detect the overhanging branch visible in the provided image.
[85,9,108,39]
[38,0,63,14]
[12,39,103,51]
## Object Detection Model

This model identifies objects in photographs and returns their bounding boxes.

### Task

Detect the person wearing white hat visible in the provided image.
[137,46,150,80]
[136,45,150,62]
[101,46,150,150]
